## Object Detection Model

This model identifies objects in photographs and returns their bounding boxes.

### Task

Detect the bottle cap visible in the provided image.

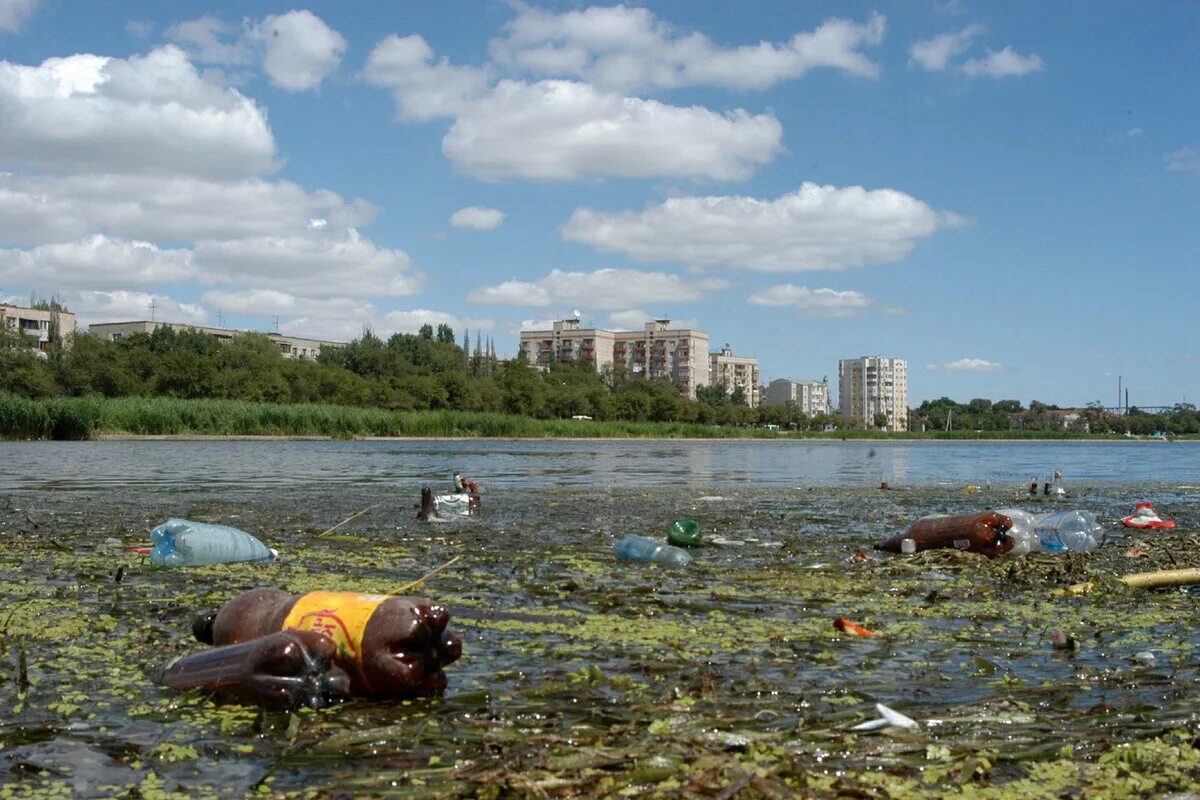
[900,538,916,555]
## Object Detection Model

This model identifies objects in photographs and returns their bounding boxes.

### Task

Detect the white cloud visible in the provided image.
[747,285,871,317]
[248,10,346,92]
[0,173,376,245]
[467,268,726,309]
[489,6,886,91]
[563,183,956,272]
[363,34,490,121]
[927,358,1003,372]
[281,307,494,343]
[0,0,38,33]
[193,229,420,298]
[962,46,1044,78]
[1165,147,1200,173]
[75,290,207,327]
[199,289,364,318]
[606,309,652,329]
[442,79,781,181]
[0,46,276,178]
[909,24,983,71]
[0,235,194,290]
[450,206,506,230]
[165,15,252,65]
[125,20,154,39]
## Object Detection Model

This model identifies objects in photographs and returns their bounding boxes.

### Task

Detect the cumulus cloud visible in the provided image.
[0,235,194,290]
[1165,147,1200,173]
[467,268,727,309]
[125,20,154,39]
[165,15,252,65]
[0,46,276,178]
[0,0,39,32]
[280,306,495,343]
[927,358,1003,372]
[75,290,207,327]
[248,10,346,91]
[442,79,781,181]
[363,34,490,120]
[747,284,871,317]
[909,24,983,71]
[489,6,886,90]
[563,183,956,272]
[962,46,1043,78]
[450,206,506,230]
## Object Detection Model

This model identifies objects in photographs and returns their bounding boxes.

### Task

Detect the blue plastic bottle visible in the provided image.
[1036,511,1102,553]
[613,534,693,567]
[149,519,276,568]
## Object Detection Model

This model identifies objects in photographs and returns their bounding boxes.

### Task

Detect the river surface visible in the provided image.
[1,439,1198,797]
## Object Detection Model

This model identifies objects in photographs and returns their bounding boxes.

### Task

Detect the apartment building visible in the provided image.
[0,303,76,354]
[519,318,710,399]
[709,345,760,407]
[838,356,908,431]
[763,378,831,416]
[88,321,342,359]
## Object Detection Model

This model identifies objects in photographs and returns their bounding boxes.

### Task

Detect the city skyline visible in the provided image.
[1,2,1197,407]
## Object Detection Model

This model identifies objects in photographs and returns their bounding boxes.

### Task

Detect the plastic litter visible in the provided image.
[993,508,1043,556]
[668,519,702,548]
[148,519,275,568]
[851,703,919,731]
[613,534,692,567]
[434,493,475,516]
[153,630,351,710]
[1121,502,1175,530]
[875,511,1013,558]
[833,617,879,637]
[1036,510,1103,553]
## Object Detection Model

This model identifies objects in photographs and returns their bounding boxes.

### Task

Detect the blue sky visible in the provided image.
[1,1,1197,407]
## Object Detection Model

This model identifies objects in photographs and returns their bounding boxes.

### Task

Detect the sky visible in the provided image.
[1,0,1197,408]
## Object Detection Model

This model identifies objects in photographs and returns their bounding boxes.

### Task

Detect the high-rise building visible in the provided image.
[838,356,908,431]
[518,318,710,399]
[709,345,760,407]
[763,378,831,416]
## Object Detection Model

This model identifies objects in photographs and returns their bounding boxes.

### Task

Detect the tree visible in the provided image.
[418,324,434,340]
[435,324,455,344]
[873,411,889,430]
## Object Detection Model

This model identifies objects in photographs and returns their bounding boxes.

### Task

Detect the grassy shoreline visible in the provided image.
[1,394,1191,441]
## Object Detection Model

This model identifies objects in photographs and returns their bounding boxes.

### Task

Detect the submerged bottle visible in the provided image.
[668,519,702,548]
[149,519,275,568]
[192,589,462,698]
[613,534,693,567]
[1036,511,1103,553]
[154,630,352,710]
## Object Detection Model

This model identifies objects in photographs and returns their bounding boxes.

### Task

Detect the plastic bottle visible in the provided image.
[149,519,275,568]
[1036,511,1103,553]
[994,508,1046,556]
[874,511,1013,558]
[154,630,352,710]
[668,519,702,548]
[613,534,693,567]
[192,588,462,698]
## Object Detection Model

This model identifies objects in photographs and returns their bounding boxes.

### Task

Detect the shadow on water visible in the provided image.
[1,441,1199,796]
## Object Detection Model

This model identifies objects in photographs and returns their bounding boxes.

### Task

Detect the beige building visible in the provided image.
[519,318,710,399]
[838,356,908,431]
[709,345,760,407]
[88,320,342,359]
[763,378,831,416]
[1,303,76,354]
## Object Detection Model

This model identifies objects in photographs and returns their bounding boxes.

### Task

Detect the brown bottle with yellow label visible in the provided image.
[874,511,1014,558]
[192,589,462,698]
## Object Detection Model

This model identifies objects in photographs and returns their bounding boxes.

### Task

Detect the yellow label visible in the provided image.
[281,592,387,666]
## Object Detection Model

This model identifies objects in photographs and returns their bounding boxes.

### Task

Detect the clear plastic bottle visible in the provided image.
[994,508,1046,556]
[1035,511,1103,553]
[613,534,693,567]
[149,519,276,567]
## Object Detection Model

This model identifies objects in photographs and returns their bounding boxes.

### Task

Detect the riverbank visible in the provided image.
[1,394,1189,442]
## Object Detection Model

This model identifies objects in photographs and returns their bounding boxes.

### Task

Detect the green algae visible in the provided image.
[1,484,1198,798]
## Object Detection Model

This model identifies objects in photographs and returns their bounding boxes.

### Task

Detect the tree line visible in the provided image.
[912,396,1200,435]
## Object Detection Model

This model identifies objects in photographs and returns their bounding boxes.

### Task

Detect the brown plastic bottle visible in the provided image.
[874,511,1014,558]
[193,589,462,698]
[154,629,352,710]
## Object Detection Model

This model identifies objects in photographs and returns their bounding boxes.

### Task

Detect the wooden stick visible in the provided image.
[1057,567,1200,596]
[389,555,463,595]
[314,505,375,539]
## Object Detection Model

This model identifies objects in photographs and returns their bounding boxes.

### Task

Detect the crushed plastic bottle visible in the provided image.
[1036,510,1103,553]
[613,534,693,567]
[149,519,276,568]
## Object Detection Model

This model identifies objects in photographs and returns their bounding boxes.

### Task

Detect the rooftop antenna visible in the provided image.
[148,298,157,322]
[272,315,280,334]
[216,310,225,329]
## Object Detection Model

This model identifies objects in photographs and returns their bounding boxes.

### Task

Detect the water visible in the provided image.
[2,438,1196,493]
[2,439,1199,797]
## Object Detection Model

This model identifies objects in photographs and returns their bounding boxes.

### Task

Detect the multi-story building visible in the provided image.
[0,303,76,354]
[518,318,710,399]
[88,321,342,359]
[838,356,908,431]
[763,377,831,416]
[709,345,760,407]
